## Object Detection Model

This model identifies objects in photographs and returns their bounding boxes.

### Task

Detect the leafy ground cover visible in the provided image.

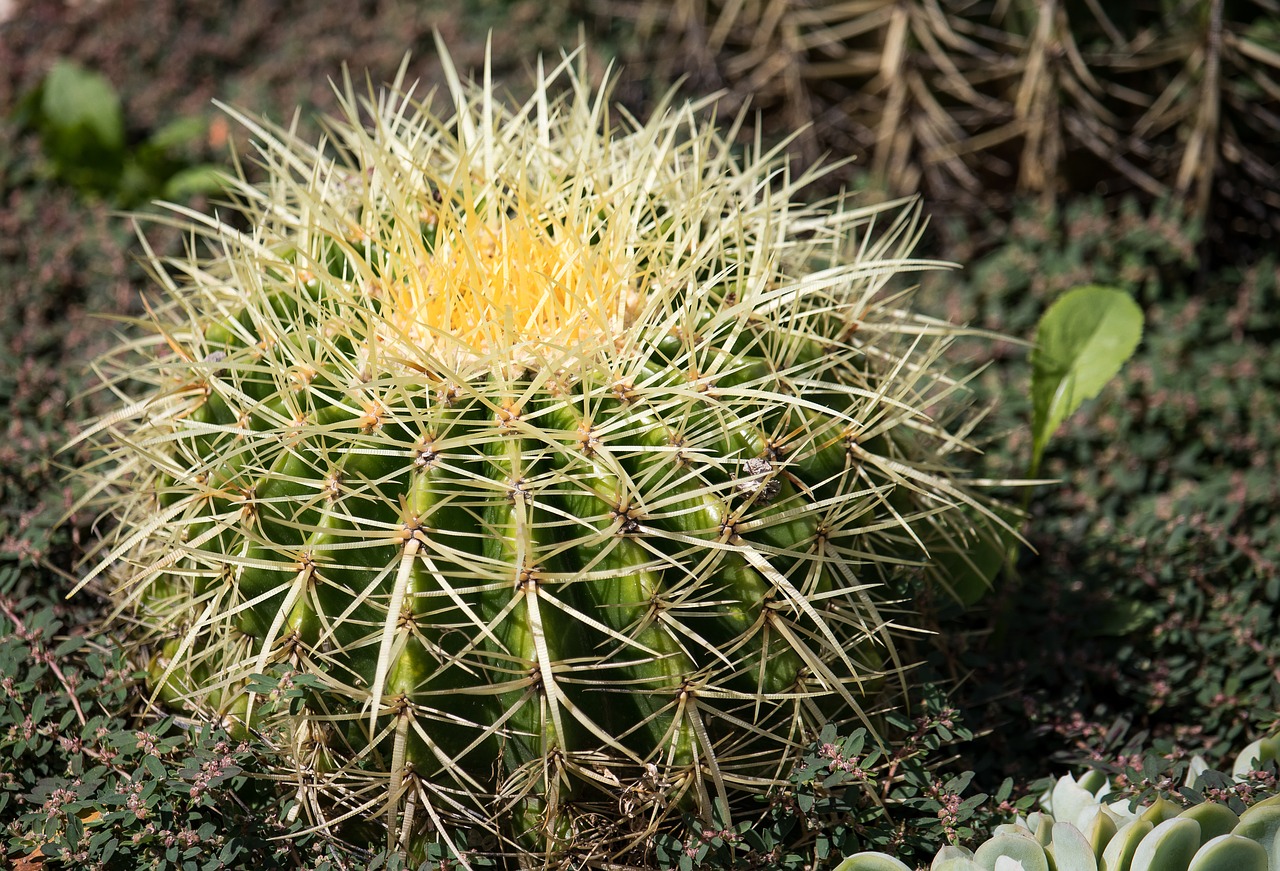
[1,1,1277,868]
[910,194,1280,765]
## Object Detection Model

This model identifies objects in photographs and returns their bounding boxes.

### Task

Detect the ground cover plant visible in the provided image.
[2,1,1278,869]
[0,588,306,870]
[913,198,1280,782]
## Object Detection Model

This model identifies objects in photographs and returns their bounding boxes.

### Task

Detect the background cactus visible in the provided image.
[584,0,1280,253]
[73,44,1004,863]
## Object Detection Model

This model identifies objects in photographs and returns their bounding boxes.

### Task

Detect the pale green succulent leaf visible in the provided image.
[1030,812,1056,847]
[973,833,1050,871]
[1049,821,1099,871]
[1232,736,1280,779]
[1076,806,1118,860]
[1232,804,1280,867]
[995,858,1032,871]
[1178,802,1239,844]
[1187,834,1269,871]
[1139,796,1183,825]
[833,854,913,871]
[1002,818,1033,833]
[1051,774,1101,830]
[933,860,985,871]
[1129,817,1200,871]
[1100,818,1153,871]
[1245,794,1280,812]
[1075,769,1109,797]
[934,845,976,866]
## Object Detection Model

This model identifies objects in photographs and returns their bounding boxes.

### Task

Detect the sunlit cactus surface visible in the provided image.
[75,44,1003,864]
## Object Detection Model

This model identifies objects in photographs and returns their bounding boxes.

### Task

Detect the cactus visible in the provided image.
[593,0,1280,246]
[839,736,1280,871]
[73,44,1004,863]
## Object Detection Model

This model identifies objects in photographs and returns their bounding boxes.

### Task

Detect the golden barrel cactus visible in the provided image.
[74,43,1003,865]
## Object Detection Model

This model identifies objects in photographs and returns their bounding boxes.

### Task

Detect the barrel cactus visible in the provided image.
[73,45,1003,863]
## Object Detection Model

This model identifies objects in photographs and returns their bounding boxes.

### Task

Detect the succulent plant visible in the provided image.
[838,734,1280,871]
[72,43,1004,864]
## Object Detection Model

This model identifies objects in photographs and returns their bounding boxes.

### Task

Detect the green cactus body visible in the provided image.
[75,46,1002,861]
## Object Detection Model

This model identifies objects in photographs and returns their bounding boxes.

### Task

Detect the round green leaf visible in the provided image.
[833,854,913,871]
[1030,285,1143,474]
[162,165,228,200]
[1129,817,1200,871]
[1232,804,1280,867]
[1101,818,1153,871]
[1187,834,1268,871]
[40,59,125,153]
[974,833,1051,871]
[1178,803,1238,844]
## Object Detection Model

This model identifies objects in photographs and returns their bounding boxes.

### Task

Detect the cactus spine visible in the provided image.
[75,44,1001,863]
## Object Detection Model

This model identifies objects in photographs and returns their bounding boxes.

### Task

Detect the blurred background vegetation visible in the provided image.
[1,0,1276,867]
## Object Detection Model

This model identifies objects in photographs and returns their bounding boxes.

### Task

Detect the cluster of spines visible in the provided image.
[72,47,1004,860]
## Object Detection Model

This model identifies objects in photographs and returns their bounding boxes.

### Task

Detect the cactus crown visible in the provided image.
[73,42,1003,864]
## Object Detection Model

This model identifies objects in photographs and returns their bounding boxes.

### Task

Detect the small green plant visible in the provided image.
[14,59,223,206]
[1028,285,1144,480]
[935,282,1145,603]
[0,581,480,869]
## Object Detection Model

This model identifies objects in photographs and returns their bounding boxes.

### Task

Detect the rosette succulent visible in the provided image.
[840,736,1280,871]
[73,43,1003,864]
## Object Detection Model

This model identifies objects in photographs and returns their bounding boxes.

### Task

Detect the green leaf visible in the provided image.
[33,60,127,196]
[1079,809,1118,860]
[1129,817,1201,871]
[162,164,227,200]
[832,854,912,871]
[1187,834,1268,871]
[1030,285,1143,476]
[147,115,206,150]
[933,504,1022,605]
[141,754,168,780]
[1233,804,1280,868]
[1232,736,1279,779]
[1093,599,1148,636]
[1048,821,1100,871]
[934,860,984,871]
[40,60,125,153]
[973,833,1051,870]
[1178,803,1238,844]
